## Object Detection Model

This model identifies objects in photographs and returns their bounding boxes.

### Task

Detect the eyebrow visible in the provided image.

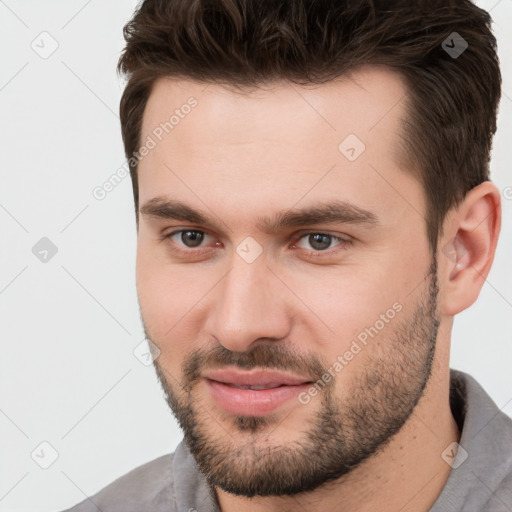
[140,197,379,233]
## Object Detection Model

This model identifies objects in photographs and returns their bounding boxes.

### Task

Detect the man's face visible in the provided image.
[136,67,440,497]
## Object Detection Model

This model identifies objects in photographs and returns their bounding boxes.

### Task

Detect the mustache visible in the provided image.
[153,340,328,392]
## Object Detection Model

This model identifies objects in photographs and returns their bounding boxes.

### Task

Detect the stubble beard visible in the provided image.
[150,259,439,498]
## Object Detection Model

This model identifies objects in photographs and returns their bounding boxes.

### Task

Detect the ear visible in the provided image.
[439,181,501,316]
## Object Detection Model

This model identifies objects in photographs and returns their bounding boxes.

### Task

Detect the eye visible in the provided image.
[162,229,351,257]
[164,229,213,250]
[291,232,350,254]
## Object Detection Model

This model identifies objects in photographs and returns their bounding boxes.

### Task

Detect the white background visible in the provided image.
[0,1,511,511]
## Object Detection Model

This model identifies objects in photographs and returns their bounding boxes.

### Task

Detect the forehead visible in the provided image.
[141,65,408,149]
[137,66,422,225]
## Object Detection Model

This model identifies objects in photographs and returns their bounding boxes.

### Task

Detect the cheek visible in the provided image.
[289,271,411,391]
[136,242,213,365]
[282,257,420,379]
[286,265,403,337]
[136,266,192,376]
[136,241,186,337]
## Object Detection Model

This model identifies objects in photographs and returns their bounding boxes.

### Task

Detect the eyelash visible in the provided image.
[161,229,352,258]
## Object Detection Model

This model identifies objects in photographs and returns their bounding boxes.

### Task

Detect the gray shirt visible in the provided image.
[61,369,512,511]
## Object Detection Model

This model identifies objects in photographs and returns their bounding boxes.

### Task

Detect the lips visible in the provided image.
[223,383,283,390]
[205,376,314,415]
[203,368,313,388]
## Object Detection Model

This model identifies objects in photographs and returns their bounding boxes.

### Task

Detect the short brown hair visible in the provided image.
[117,0,501,253]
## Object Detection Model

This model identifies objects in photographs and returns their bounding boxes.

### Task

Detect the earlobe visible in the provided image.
[441,182,501,315]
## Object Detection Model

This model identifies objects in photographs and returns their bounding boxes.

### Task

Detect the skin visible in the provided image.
[135,66,501,512]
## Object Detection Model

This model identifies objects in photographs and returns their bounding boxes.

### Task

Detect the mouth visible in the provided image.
[215,381,302,390]
[202,368,313,387]
[204,377,314,416]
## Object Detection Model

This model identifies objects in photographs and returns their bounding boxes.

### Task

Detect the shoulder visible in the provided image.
[480,470,512,511]
[59,453,175,512]
[435,370,512,511]
[480,414,512,510]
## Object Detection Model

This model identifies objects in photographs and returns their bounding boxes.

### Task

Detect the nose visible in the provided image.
[205,252,293,352]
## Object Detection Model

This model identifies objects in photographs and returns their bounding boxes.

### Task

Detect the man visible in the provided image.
[63,0,512,510]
